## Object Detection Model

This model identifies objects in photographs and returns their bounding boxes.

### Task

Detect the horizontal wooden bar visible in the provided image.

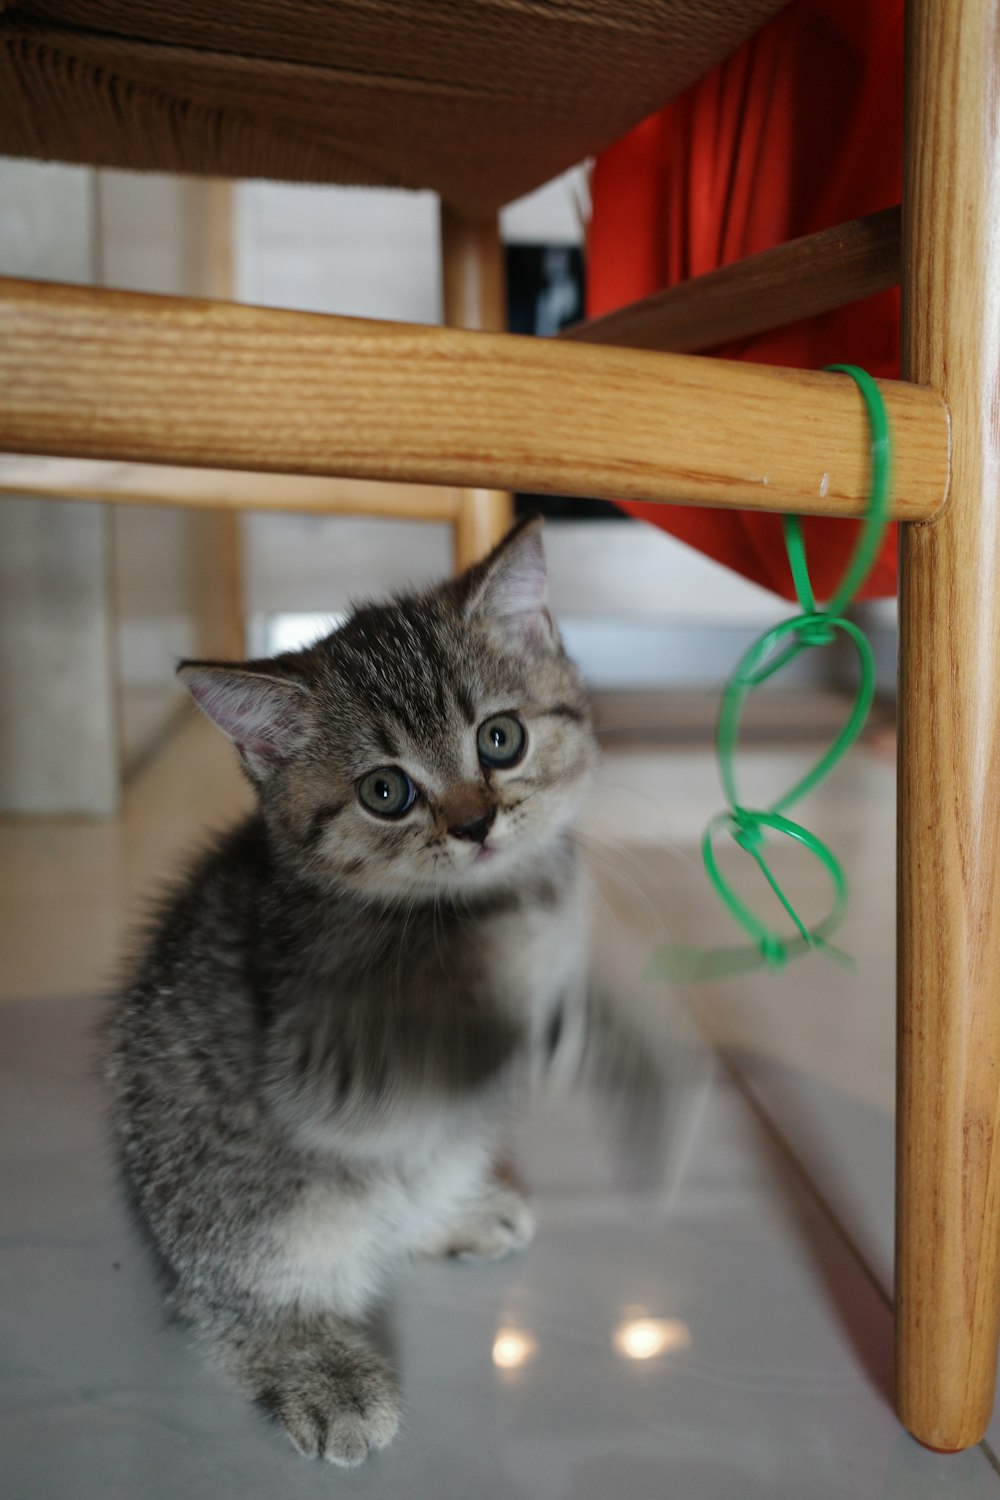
[563,206,901,354]
[0,277,947,522]
[0,454,460,519]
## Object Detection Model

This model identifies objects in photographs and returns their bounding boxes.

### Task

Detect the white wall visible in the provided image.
[238,182,443,321]
[0,160,120,814]
[235,170,838,689]
[0,161,237,811]
[96,172,214,770]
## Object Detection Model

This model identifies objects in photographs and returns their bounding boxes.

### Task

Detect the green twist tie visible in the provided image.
[648,364,891,985]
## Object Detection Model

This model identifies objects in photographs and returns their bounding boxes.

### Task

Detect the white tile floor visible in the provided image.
[2,713,998,1495]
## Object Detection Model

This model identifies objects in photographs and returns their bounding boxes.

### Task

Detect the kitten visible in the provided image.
[104,517,598,1466]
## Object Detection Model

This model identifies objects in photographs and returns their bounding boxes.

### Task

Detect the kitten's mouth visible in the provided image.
[473,841,496,864]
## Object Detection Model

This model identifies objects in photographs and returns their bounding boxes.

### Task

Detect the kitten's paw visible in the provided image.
[445,1185,537,1261]
[257,1354,400,1467]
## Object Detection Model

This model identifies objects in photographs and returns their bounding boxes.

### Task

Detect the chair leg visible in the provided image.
[896,0,1000,1451]
[192,510,244,660]
[187,180,245,661]
[451,486,514,572]
[440,204,514,570]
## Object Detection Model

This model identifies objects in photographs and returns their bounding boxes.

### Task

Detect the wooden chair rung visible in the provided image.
[563,206,901,354]
[0,455,461,520]
[0,276,946,524]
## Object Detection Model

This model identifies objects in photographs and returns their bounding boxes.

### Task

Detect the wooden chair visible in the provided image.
[0,0,994,1455]
[0,196,513,577]
[0,0,787,572]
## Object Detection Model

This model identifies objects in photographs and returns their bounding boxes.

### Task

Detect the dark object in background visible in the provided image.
[507,244,584,337]
[506,244,624,523]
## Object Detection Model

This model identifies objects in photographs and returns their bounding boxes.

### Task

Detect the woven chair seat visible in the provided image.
[0,0,787,214]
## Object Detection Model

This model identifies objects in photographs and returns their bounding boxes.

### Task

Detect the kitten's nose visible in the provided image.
[449,808,496,844]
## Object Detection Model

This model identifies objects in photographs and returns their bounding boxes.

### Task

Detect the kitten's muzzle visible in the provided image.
[449,808,496,844]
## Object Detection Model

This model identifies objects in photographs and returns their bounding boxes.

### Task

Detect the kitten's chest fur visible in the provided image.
[473,866,588,1032]
[256,852,587,1311]
[260,841,588,1157]
[273,835,584,1007]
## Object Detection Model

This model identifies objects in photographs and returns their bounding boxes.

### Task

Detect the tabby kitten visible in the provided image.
[104,518,597,1466]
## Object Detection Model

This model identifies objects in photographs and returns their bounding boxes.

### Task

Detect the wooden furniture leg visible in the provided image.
[440,205,514,569]
[896,0,1000,1452]
[186,180,245,660]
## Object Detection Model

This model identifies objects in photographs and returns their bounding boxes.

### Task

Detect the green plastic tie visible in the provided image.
[647,364,892,985]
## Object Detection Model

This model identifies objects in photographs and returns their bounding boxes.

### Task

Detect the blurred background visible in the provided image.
[5,151,968,1499]
[0,157,896,820]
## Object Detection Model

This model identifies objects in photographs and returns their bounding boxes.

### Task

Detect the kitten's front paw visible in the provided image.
[444,1185,537,1261]
[257,1354,400,1467]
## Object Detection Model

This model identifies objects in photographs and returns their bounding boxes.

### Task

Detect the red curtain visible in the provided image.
[587,0,903,601]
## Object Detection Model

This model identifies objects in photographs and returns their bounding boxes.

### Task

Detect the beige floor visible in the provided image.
[0,705,892,1018]
[0,711,252,999]
[0,707,898,1297]
[6,709,1000,1492]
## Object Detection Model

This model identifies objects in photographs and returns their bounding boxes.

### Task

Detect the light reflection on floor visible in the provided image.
[1,714,998,1495]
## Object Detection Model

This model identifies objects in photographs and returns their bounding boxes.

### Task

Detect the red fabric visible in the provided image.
[587,0,902,601]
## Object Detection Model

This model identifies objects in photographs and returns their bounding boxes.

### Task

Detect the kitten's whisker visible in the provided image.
[577,829,675,945]
[575,847,632,950]
[592,777,698,866]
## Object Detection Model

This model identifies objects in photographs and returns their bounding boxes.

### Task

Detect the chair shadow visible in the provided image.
[721,1053,896,1411]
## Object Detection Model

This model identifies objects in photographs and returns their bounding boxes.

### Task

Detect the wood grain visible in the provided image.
[440,206,514,569]
[183,179,244,660]
[896,0,1000,1452]
[563,207,901,354]
[0,278,949,522]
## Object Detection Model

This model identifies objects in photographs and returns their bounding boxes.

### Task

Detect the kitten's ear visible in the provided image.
[460,516,557,652]
[177,661,313,777]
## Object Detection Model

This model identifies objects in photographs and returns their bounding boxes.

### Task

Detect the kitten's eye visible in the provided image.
[477,713,526,769]
[357,767,417,817]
